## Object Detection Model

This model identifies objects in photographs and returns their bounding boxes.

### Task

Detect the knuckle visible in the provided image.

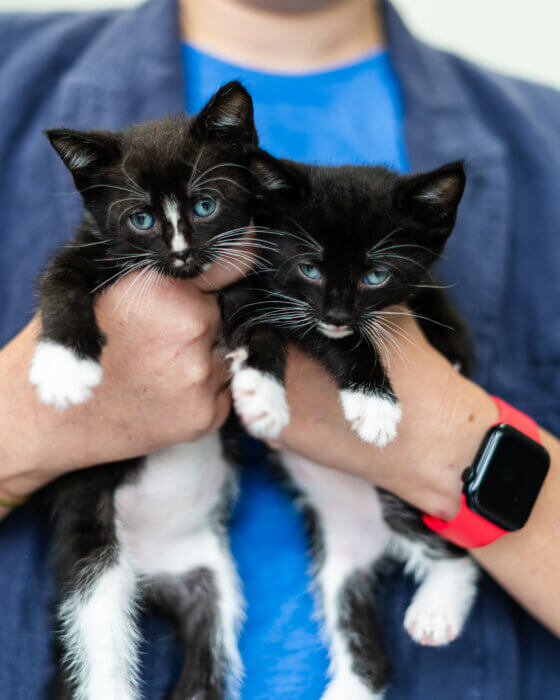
[194,398,217,432]
[187,356,212,386]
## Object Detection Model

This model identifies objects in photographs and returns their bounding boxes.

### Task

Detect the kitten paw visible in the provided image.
[404,602,461,646]
[229,350,290,439]
[340,390,401,446]
[29,341,103,409]
[321,674,384,700]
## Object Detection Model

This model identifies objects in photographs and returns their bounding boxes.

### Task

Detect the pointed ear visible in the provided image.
[45,128,121,175]
[396,161,466,239]
[248,149,309,202]
[190,81,258,145]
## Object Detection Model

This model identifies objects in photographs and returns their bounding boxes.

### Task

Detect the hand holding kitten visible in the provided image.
[0,267,239,507]
[259,311,497,522]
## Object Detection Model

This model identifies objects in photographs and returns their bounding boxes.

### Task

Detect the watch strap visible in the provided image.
[422,396,541,548]
[422,494,508,548]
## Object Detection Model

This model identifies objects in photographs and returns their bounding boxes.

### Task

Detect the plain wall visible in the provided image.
[1,0,559,88]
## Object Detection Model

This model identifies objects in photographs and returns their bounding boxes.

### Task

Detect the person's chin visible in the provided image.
[237,0,339,14]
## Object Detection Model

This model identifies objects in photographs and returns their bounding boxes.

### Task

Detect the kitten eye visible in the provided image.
[299,263,322,281]
[193,196,217,218]
[129,212,156,231]
[363,269,389,286]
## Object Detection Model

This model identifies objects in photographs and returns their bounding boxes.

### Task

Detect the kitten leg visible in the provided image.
[391,537,479,646]
[281,449,392,700]
[147,546,243,700]
[116,434,243,699]
[314,339,402,446]
[30,248,105,409]
[227,327,290,439]
[56,555,141,700]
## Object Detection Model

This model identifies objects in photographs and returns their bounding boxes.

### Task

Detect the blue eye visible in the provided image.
[363,269,389,286]
[299,263,322,281]
[193,197,217,218]
[130,212,156,231]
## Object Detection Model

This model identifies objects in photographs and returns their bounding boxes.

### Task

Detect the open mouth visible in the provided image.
[317,322,354,339]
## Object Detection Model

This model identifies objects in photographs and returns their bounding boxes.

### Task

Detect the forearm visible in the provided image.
[280,331,560,637]
[471,427,560,636]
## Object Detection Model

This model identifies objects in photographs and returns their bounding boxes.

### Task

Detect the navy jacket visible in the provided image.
[1,1,559,698]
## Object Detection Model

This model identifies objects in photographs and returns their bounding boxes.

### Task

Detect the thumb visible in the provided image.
[192,232,260,293]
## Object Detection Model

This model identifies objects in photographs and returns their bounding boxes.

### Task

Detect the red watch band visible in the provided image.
[422,396,541,548]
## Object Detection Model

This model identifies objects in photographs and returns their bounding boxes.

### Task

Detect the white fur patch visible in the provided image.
[29,340,103,409]
[281,450,391,695]
[321,673,385,700]
[402,555,479,646]
[340,389,401,446]
[164,196,187,252]
[58,558,140,700]
[229,349,290,439]
[114,433,244,692]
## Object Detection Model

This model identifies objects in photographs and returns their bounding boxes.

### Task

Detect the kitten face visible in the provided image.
[47,81,258,278]
[250,156,465,340]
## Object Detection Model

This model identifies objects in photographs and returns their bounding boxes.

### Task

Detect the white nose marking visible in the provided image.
[163,196,188,252]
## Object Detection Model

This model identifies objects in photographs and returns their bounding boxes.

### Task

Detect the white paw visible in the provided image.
[404,600,462,646]
[229,350,289,439]
[322,673,384,700]
[29,341,103,409]
[340,390,401,446]
[403,557,478,646]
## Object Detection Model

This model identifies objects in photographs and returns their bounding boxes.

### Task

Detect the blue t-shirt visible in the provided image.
[182,44,407,699]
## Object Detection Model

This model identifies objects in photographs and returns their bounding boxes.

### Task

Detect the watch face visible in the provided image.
[465,424,550,531]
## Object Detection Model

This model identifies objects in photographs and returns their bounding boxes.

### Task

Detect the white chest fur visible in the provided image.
[114,432,231,576]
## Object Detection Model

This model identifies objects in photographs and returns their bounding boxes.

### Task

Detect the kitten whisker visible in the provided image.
[189,161,248,190]
[65,238,111,249]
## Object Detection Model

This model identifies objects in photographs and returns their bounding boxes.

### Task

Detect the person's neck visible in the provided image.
[179,0,385,73]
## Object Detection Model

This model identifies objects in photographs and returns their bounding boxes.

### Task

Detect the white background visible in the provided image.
[1,0,559,88]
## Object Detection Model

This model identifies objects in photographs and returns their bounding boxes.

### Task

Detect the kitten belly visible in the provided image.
[280,449,392,566]
[114,432,232,576]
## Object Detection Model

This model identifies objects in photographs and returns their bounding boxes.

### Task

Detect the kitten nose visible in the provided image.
[324,308,351,326]
[170,250,190,262]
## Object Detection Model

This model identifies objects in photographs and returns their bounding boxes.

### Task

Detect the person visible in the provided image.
[0,0,559,697]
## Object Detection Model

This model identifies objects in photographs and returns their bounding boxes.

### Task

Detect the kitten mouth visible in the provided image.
[317,323,354,339]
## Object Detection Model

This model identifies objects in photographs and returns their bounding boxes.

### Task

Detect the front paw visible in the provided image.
[228,348,290,439]
[340,389,401,446]
[29,341,103,409]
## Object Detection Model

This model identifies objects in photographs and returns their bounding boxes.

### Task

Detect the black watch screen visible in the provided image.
[462,423,550,531]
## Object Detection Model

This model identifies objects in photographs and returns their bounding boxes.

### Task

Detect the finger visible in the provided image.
[208,390,232,432]
[207,348,230,393]
[193,230,260,292]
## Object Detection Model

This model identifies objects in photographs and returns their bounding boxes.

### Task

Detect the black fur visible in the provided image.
[38,82,259,700]
[222,154,473,695]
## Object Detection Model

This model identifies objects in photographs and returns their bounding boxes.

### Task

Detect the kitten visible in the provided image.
[31,82,259,700]
[223,153,480,700]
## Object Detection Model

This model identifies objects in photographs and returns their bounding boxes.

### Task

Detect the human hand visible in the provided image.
[0,257,248,509]
[268,311,497,520]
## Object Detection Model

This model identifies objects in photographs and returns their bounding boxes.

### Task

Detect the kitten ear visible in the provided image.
[191,81,258,144]
[396,161,466,240]
[249,149,309,201]
[45,128,121,175]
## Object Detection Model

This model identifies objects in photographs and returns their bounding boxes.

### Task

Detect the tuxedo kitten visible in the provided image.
[32,82,259,700]
[223,154,479,699]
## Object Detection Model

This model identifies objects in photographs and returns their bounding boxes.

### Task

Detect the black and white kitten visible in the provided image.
[223,154,480,699]
[31,83,260,700]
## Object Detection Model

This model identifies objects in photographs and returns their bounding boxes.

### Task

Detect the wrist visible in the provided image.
[394,372,498,521]
[0,322,57,503]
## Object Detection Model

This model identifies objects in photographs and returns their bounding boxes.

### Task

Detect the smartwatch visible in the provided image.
[423,397,550,548]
